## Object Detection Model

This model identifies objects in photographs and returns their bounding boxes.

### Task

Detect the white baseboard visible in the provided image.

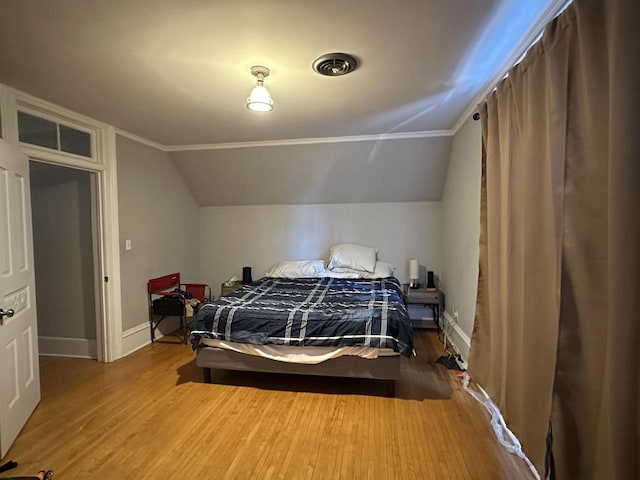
[39,336,97,359]
[122,322,152,357]
[442,311,471,362]
[122,317,181,357]
[122,314,471,362]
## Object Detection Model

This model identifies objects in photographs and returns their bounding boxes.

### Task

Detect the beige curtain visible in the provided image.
[469,0,639,478]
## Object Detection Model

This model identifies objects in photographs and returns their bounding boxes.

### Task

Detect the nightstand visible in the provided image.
[404,286,445,331]
[220,281,243,297]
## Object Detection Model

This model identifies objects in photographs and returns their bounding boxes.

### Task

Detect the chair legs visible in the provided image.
[149,314,189,344]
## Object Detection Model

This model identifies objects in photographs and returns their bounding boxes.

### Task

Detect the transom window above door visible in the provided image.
[17,110,93,158]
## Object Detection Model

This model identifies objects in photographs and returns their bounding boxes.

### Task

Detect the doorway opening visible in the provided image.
[29,161,101,359]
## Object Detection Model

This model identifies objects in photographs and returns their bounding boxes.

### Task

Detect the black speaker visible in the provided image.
[242,266,252,284]
[427,271,436,289]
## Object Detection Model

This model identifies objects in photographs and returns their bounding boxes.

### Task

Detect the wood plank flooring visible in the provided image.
[4,331,534,479]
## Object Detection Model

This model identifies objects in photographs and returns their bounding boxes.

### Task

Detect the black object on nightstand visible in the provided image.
[403,285,445,332]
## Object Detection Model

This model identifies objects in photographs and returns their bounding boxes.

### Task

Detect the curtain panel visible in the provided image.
[469,0,639,478]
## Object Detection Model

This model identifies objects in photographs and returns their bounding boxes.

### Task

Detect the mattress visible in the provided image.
[190,276,413,357]
[199,338,399,364]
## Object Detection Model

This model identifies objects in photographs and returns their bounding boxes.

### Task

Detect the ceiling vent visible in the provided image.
[312,53,359,76]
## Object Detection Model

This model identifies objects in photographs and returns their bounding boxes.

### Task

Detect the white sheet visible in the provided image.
[199,338,399,364]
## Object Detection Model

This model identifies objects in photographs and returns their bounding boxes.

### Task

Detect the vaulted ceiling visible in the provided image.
[0,0,563,147]
[1,1,565,207]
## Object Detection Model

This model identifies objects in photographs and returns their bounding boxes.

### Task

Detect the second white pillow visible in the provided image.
[265,260,326,278]
[328,243,377,273]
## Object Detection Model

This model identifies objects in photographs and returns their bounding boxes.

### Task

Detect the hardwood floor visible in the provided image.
[4,331,533,479]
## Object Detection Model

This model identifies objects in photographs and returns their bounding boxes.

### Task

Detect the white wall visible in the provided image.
[198,202,441,297]
[440,116,482,359]
[116,135,201,335]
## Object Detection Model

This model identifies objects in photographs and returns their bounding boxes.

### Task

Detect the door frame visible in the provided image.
[0,85,123,362]
[30,161,103,359]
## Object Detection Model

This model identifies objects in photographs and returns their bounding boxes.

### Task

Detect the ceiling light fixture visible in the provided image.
[246,65,274,112]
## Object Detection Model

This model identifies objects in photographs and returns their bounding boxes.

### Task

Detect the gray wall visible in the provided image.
[441,116,482,354]
[116,135,200,331]
[198,202,441,298]
[170,137,452,206]
[116,133,448,337]
[30,162,96,340]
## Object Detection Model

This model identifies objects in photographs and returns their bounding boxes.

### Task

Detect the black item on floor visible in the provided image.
[0,460,18,473]
[436,354,466,371]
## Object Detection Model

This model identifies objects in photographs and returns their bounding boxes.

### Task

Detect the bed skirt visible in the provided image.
[196,346,401,396]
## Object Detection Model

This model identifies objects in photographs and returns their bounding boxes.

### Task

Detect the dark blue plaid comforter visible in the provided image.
[190,277,414,357]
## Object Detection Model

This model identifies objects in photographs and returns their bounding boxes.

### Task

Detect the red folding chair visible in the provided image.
[182,283,212,303]
[147,273,211,344]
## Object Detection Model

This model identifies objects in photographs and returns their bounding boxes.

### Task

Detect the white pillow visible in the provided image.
[328,267,362,273]
[323,270,363,279]
[370,261,395,278]
[265,260,326,278]
[328,243,377,273]
[328,261,396,278]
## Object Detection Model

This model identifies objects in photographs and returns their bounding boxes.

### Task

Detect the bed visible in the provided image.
[190,275,414,396]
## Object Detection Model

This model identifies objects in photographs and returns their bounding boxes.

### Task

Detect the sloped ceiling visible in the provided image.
[0,0,565,205]
[169,136,452,206]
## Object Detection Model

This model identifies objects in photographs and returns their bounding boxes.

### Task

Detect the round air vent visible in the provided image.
[312,53,359,76]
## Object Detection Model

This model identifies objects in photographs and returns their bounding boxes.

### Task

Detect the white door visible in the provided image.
[0,139,40,459]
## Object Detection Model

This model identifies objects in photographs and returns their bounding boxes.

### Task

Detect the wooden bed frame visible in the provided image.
[196,345,401,397]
